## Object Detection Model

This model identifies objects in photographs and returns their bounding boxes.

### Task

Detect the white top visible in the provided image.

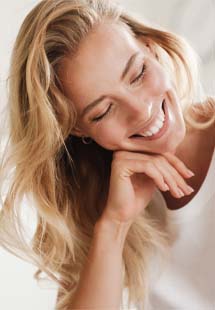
[121,146,215,309]
[145,146,215,309]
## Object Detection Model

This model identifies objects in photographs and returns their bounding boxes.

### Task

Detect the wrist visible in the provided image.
[94,216,131,250]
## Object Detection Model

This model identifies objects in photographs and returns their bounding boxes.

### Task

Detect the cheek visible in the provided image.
[93,124,123,148]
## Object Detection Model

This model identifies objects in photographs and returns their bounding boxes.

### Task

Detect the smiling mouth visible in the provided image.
[129,99,168,140]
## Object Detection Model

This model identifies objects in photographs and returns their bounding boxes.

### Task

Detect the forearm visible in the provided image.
[70,218,131,309]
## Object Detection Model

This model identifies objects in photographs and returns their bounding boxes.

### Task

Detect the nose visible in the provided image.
[123,95,154,123]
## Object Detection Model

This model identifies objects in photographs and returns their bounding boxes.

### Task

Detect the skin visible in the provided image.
[59,21,185,154]
[163,123,215,209]
[58,21,214,210]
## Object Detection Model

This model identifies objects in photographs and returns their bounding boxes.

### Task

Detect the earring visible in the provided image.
[81,136,93,144]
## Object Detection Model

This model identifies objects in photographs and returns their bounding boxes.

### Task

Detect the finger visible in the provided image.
[161,162,194,195]
[113,150,149,161]
[123,159,169,192]
[154,161,194,198]
[114,151,195,179]
[162,152,195,178]
[153,161,185,198]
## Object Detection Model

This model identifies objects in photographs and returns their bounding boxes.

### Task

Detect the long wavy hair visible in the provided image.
[0,0,214,309]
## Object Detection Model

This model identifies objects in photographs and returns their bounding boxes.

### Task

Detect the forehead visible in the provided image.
[59,22,144,113]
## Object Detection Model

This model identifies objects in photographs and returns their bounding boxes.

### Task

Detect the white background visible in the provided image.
[0,1,214,309]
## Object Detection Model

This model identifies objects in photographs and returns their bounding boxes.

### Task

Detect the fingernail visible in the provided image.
[164,183,169,191]
[187,170,195,177]
[177,189,185,197]
[187,185,194,193]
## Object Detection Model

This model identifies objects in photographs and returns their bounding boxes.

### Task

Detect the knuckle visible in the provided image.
[163,151,174,158]
[164,152,184,167]
[163,152,177,163]
[171,171,183,183]
[144,161,154,170]
[170,168,179,176]
[153,155,166,165]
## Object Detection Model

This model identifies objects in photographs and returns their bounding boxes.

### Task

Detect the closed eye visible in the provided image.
[131,63,146,84]
[91,104,113,122]
[90,63,146,123]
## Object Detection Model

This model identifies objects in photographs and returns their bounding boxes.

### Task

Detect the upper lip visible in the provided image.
[129,99,165,137]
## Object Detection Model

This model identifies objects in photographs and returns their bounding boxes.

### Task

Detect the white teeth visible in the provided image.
[132,102,166,138]
[139,112,165,137]
[154,119,164,128]
[158,109,165,121]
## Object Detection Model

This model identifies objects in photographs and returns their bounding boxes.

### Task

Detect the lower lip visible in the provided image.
[132,100,169,141]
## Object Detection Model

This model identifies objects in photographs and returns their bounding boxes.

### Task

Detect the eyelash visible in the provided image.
[131,63,147,84]
[91,63,147,123]
[92,103,113,122]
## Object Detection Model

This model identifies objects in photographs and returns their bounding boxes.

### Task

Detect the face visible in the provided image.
[59,21,186,155]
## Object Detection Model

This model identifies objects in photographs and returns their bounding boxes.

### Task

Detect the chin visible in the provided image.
[154,125,186,155]
[129,125,186,155]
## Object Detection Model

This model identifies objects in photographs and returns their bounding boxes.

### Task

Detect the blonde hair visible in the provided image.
[0,0,214,309]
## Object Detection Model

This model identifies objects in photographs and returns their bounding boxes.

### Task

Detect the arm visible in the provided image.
[69,217,131,309]
[60,150,194,309]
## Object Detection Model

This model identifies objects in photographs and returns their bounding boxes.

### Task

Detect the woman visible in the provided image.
[0,0,214,309]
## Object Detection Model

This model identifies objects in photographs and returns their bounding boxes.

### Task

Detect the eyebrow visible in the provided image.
[80,51,140,119]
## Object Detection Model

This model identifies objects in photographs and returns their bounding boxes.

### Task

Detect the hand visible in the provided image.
[101,151,195,224]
